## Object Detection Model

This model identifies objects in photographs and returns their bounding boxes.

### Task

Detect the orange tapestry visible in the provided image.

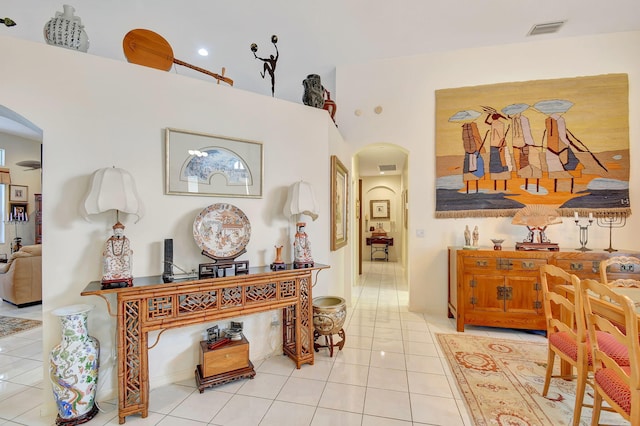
[435,73,630,218]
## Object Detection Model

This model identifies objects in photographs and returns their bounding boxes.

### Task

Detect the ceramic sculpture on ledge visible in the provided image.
[44,5,89,52]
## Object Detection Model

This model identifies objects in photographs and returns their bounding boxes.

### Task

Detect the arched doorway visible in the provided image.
[0,105,43,339]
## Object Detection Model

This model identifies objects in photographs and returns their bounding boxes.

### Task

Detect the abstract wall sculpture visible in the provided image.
[434,74,630,218]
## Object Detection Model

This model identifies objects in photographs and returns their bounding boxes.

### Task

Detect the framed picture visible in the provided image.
[165,128,263,198]
[370,199,390,219]
[9,203,28,221]
[9,185,28,202]
[331,155,348,251]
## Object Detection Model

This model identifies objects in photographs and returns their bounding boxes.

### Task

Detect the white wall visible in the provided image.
[0,35,346,414]
[0,133,41,250]
[336,31,640,314]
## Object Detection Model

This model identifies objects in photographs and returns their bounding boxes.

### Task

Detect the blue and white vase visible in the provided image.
[49,304,99,425]
[43,5,89,52]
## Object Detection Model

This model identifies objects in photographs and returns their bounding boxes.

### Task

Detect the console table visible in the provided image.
[81,263,329,424]
[366,237,393,261]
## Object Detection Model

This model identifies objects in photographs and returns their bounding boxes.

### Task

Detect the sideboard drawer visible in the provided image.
[555,259,600,278]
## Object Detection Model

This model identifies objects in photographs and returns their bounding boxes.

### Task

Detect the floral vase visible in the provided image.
[49,304,99,425]
[43,4,89,52]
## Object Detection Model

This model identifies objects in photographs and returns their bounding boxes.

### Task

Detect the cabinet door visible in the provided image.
[504,275,541,315]
[465,273,505,313]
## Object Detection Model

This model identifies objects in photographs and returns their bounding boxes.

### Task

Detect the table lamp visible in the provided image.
[283,180,318,268]
[80,167,144,288]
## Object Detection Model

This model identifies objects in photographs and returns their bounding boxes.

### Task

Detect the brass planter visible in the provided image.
[312,296,346,335]
[312,296,347,357]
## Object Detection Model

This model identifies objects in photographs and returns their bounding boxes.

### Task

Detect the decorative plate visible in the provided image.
[193,203,251,259]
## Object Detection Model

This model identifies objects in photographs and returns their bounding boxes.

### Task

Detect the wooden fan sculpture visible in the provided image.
[123,29,233,86]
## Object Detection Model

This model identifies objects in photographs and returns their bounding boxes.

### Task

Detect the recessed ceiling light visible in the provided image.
[198,48,209,56]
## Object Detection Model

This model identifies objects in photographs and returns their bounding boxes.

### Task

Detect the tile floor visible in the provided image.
[0,261,554,425]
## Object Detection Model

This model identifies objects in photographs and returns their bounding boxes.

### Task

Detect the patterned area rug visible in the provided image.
[436,333,629,426]
[0,315,42,338]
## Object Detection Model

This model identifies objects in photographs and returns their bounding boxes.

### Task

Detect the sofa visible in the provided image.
[0,244,42,307]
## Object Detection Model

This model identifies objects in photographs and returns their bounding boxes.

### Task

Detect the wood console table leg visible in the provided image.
[118,297,147,423]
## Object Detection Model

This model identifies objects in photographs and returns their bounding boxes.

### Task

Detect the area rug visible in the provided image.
[436,333,628,426]
[0,315,42,337]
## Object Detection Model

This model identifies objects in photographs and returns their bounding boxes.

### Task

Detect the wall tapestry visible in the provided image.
[435,73,630,218]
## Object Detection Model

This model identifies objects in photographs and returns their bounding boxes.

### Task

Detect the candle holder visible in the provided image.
[574,216,594,251]
[596,214,627,253]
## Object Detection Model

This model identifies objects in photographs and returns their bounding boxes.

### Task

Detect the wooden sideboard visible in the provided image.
[81,263,329,424]
[448,247,639,332]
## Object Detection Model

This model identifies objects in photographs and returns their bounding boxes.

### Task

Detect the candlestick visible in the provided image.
[574,216,594,252]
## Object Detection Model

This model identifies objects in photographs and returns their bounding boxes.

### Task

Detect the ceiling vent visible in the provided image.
[378,164,396,172]
[527,20,566,36]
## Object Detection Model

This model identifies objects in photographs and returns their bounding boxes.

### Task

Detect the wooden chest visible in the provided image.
[199,336,249,378]
[196,334,256,393]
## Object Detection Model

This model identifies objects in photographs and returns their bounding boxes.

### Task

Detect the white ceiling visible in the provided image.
[3,0,640,174]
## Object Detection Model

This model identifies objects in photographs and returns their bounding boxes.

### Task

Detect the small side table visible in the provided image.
[366,237,394,261]
[195,335,255,393]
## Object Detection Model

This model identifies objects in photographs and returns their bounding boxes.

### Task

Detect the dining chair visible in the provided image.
[600,256,640,288]
[580,278,640,425]
[540,264,589,426]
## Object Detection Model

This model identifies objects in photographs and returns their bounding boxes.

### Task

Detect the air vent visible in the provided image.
[527,20,566,36]
[378,164,396,172]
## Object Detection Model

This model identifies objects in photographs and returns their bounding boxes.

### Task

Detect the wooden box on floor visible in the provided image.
[195,335,255,393]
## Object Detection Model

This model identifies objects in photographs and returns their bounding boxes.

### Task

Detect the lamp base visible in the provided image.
[101,278,133,289]
[294,261,314,269]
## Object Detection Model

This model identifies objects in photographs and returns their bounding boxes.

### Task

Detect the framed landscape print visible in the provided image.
[331,155,348,250]
[165,128,263,198]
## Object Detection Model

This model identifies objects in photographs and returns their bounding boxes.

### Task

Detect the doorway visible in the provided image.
[353,143,408,277]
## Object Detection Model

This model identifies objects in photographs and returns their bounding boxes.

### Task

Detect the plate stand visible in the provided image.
[199,249,249,279]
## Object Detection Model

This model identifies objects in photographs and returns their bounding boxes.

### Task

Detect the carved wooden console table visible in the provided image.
[81,263,329,424]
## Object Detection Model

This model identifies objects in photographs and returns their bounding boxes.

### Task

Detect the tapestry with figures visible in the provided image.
[435,73,630,219]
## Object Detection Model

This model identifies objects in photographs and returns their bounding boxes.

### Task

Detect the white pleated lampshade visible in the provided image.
[81,167,144,222]
[283,181,318,221]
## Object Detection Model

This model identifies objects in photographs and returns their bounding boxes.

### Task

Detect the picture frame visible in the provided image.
[9,185,28,202]
[9,203,28,221]
[331,155,349,251]
[165,128,263,198]
[370,199,390,219]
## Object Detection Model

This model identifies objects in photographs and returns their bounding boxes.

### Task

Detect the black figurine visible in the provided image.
[251,35,279,97]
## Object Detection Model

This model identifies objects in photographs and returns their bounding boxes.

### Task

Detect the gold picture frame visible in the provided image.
[331,155,348,251]
[370,199,390,219]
